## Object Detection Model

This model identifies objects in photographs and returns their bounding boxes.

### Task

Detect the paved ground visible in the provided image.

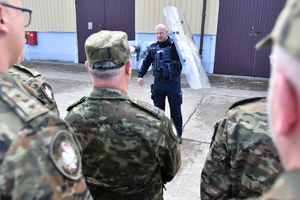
[22,60,269,200]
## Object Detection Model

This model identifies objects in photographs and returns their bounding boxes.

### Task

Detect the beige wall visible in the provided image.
[21,0,77,32]
[135,0,219,34]
[21,0,219,34]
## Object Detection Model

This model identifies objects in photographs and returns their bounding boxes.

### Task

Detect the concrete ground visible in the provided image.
[22,60,269,200]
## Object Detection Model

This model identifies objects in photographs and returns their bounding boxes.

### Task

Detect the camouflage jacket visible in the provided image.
[0,70,92,200]
[201,97,283,199]
[258,170,300,199]
[65,88,181,200]
[8,63,60,116]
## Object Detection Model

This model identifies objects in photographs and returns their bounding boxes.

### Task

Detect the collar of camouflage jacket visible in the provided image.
[89,87,130,100]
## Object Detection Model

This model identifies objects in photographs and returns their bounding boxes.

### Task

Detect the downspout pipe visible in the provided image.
[200,0,207,58]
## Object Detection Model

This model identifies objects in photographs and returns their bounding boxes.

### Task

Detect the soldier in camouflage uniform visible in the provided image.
[0,1,92,199]
[8,33,60,116]
[255,0,300,199]
[201,97,283,199]
[65,30,181,200]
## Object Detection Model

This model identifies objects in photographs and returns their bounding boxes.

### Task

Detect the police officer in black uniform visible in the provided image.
[138,24,183,144]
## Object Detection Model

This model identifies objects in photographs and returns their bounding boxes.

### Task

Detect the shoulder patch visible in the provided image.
[228,97,266,110]
[67,96,87,111]
[129,98,164,119]
[40,82,54,102]
[0,81,48,123]
[49,130,81,180]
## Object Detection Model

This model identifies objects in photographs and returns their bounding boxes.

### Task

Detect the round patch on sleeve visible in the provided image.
[49,130,81,180]
[169,118,178,140]
[41,82,54,102]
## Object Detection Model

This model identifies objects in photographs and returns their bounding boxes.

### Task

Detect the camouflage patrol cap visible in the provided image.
[85,30,135,69]
[256,0,300,61]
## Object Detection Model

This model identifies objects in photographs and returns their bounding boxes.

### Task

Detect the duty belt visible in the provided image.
[156,76,180,83]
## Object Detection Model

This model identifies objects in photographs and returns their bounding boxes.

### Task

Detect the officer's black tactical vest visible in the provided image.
[153,43,181,79]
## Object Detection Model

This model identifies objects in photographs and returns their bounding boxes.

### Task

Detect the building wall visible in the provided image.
[21,0,77,32]
[21,0,78,63]
[24,32,78,63]
[135,0,219,34]
[20,0,219,70]
[21,0,219,34]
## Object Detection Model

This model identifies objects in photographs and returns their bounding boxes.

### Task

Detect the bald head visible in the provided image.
[155,24,167,31]
[155,24,168,43]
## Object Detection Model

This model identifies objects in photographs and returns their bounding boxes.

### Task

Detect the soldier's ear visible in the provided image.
[85,61,89,71]
[272,73,298,136]
[125,60,132,76]
[0,6,9,34]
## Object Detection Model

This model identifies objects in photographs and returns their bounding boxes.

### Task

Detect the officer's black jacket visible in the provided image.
[138,36,180,78]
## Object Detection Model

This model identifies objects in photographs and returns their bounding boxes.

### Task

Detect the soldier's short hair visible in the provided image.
[88,64,125,80]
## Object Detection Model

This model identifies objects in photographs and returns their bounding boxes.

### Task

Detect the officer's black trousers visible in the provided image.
[151,78,183,136]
